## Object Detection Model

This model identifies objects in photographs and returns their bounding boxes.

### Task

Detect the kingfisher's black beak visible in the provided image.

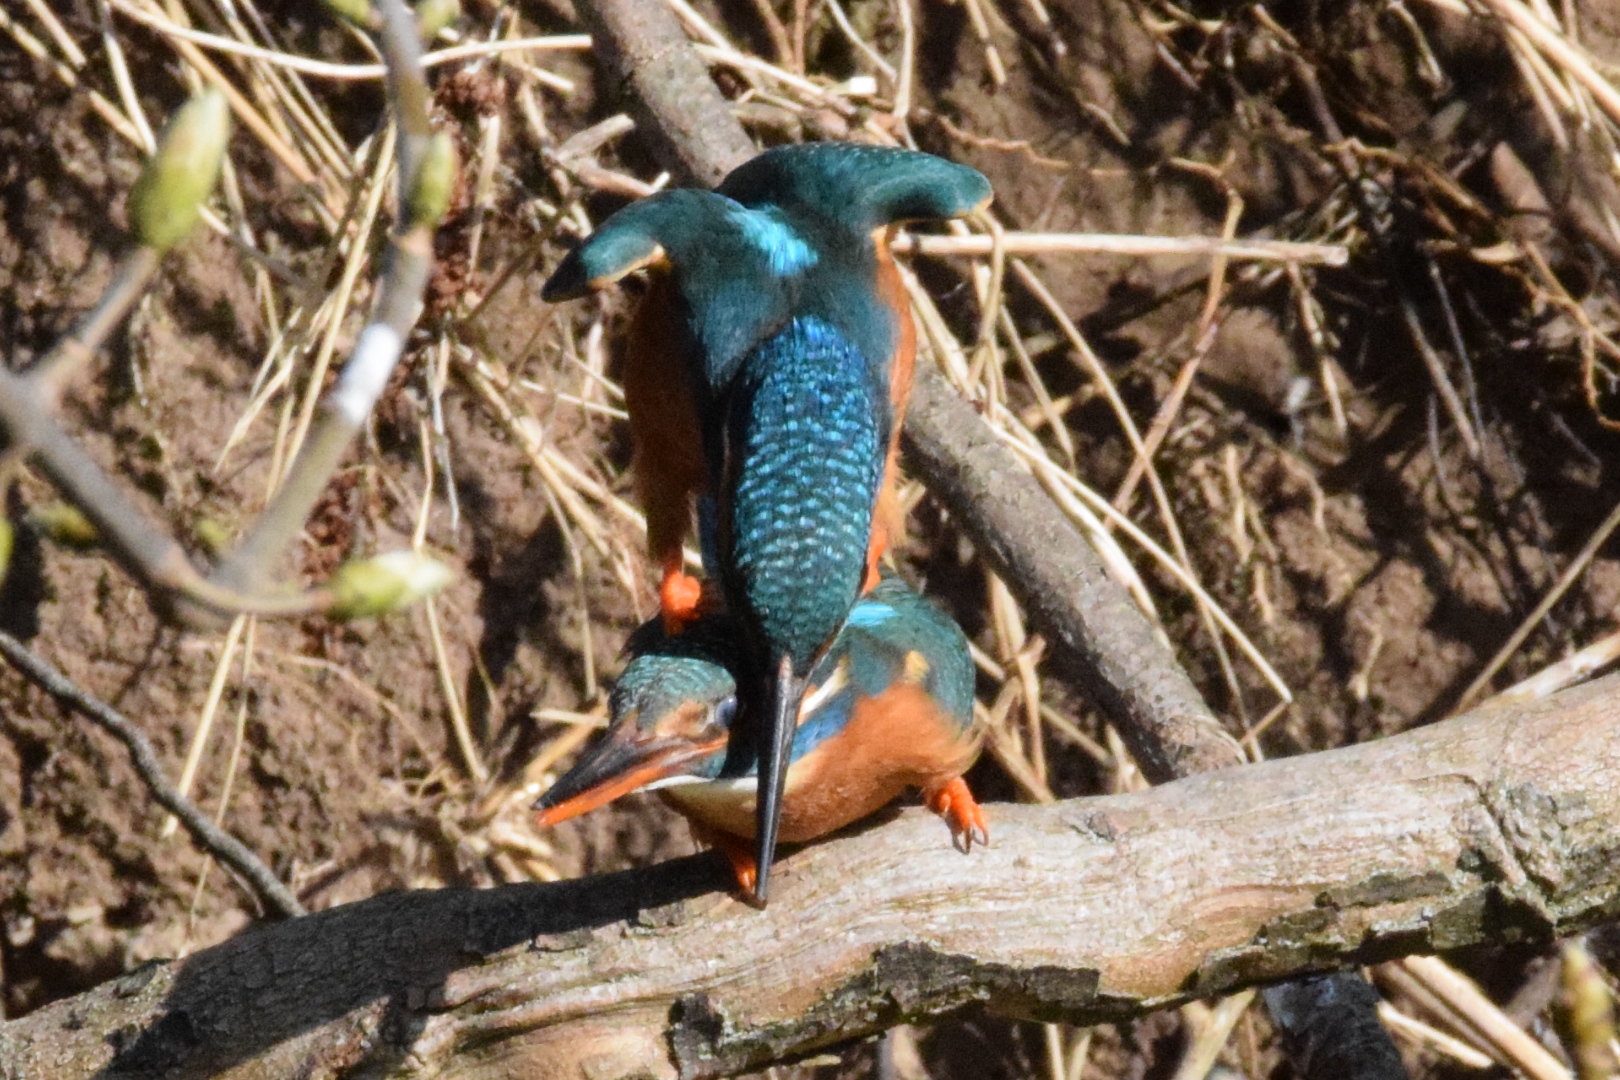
[752,656,802,905]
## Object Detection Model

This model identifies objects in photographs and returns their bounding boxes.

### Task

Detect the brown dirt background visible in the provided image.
[3,0,1620,1076]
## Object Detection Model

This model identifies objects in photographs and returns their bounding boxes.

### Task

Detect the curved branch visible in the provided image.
[2,675,1616,1079]
[207,0,437,595]
[901,367,1238,781]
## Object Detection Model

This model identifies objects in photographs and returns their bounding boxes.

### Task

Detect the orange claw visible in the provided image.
[660,569,705,636]
[927,776,989,851]
[691,824,760,899]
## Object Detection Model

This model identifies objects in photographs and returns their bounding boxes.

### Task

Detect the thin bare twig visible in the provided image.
[0,0,447,627]
[893,231,1348,265]
[1456,493,1620,712]
[0,630,304,919]
[22,247,162,395]
[210,0,437,594]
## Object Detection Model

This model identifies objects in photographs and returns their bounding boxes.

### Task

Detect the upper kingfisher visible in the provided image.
[533,575,987,897]
[541,143,991,903]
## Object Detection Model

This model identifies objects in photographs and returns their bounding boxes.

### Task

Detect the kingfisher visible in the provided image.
[541,143,991,903]
[533,575,987,897]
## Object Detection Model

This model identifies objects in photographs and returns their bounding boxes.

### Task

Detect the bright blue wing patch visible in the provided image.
[732,206,818,277]
[843,601,898,630]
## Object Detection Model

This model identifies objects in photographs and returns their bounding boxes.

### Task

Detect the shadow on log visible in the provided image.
[3,673,1617,1079]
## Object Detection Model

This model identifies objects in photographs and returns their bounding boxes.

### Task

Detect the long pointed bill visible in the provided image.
[752,655,801,905]
[534,727,723,828]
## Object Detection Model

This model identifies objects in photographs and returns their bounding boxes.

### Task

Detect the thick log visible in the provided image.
[3,674,1616,1079]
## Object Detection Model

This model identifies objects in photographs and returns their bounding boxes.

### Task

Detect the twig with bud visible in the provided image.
[0,0,454,626]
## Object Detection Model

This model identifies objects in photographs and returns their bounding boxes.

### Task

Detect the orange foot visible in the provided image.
[861,526,888,595]
[659,570,705,635]
[927,777,989,852]
[690,824,760,901]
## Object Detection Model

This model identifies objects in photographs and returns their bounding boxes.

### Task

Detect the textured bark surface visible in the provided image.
[3,674,1616,1079]
[902,368,1242,782]
[573,0,755,187]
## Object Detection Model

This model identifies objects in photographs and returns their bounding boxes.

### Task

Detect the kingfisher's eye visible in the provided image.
[712,696,738,729]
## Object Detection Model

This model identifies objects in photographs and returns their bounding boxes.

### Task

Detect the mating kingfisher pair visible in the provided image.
[537,142,993,903]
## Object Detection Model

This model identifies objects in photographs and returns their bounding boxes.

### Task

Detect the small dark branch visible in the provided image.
[0,630,305,919]
[1282,49,1482,462]
[21,246,162,395]
[1264,975,1410,1080]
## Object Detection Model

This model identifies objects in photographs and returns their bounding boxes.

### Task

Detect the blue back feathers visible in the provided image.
[723,317,885,669]
[719,144,991,411]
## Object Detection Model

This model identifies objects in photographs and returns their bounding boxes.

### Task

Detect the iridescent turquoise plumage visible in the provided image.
[718,143,992,389]
[539,188,800,387]
[539,142,993,903]
[533,576,985,887]
[722,316,885,666]
[712,144,990,902]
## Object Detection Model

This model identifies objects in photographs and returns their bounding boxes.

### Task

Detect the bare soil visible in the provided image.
[3,0,1620,1076]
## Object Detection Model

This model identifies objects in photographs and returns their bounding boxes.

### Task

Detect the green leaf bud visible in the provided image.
[1556,940,1618,1080]
[415,0,459,40]
[192,518,234,558]
[27,502,99,551]
[128,88,232,253]
[0,517,13,591]
[319,0,379,30]
[406,132,456,230]
[327,550,453,619]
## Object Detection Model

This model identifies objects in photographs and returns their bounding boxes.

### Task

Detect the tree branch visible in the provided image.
[0,0,446,627]
[901,369,1240,781]
[573,0,757,187]
[1,675,1615,1078]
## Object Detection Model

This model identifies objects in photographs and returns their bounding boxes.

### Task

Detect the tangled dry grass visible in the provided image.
[3,0,1620,1076]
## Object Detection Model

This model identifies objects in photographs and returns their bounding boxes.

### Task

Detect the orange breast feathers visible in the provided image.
[660,680,980,844]
[863,227,917,593]
[620,274,708,609]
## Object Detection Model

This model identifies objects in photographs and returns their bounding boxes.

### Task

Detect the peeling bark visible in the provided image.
[3,675,1617,1079]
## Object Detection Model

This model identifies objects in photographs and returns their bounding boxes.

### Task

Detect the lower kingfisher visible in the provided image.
[533,575,987,897]
[541,143,991,904]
